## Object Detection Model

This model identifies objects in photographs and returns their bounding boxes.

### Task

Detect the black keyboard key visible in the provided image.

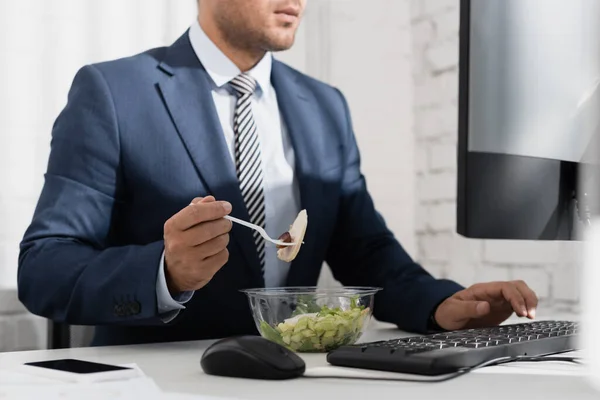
[430,334,450,340]
[464,342,487,348]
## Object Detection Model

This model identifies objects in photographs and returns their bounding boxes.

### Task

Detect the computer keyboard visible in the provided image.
[327,320,579,376]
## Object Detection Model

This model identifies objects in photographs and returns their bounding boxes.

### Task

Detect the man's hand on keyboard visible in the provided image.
[433,281,538,331]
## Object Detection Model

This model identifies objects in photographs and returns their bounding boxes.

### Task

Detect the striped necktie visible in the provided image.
[230,73,266,272]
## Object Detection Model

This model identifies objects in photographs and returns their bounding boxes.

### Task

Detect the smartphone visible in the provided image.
[19,359,140,383]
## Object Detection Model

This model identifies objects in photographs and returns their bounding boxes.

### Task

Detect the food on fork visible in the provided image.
[276,210,307,262]
[276,232,293,247]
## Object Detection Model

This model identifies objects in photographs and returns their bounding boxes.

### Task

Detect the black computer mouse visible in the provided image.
[200,335,306,380]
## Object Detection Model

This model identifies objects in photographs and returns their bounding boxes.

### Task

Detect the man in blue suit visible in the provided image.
[18,0,538,346]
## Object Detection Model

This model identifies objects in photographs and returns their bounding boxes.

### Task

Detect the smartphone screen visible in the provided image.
[24,359,131,374]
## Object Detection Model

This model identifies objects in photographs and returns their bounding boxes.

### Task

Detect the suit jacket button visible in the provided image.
[114,304,123,316]
[130,301,141,315]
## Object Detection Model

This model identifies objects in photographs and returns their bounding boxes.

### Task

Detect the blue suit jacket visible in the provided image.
[18,32,463,346]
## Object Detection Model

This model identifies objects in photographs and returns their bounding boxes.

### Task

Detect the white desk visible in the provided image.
[0,320,597,400]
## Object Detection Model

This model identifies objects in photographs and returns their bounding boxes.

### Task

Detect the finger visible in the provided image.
[181,218,233,246]
[189,196,215,205]
[449,299,490,321]
[193,233,230,260]
[436,298,490,330]
[500,283,528,317]
[196,248,229,279]
[172,201,232,231]
[513,280,538,319]
[467,282,510,302]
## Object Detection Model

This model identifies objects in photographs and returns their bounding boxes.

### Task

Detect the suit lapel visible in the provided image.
[271,61,329,285]
[156,33,263,286]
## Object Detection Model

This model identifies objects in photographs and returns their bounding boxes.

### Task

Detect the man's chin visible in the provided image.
[263,33,296,52]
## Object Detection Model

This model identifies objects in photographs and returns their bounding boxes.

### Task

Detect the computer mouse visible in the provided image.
[200,335,306,380]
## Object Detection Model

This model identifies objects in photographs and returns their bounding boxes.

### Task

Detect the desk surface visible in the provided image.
[0,320,597,400]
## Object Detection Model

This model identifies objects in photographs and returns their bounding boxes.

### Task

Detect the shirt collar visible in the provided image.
[188,21,272,96]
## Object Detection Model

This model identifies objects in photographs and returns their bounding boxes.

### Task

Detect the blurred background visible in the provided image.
[0,0,582,352]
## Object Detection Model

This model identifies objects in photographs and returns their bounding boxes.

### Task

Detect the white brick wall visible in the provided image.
[418,173,456,202]
[429,143,456,171]
[425,37,459,71]
[423,0,457,15]
[421,233,453,263]
[415,105,458,139]
[483,241,561,266]
[411,0,582,311]
[427,203,456,231]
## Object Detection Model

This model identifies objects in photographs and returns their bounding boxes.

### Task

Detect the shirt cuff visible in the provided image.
[156,250,194,322]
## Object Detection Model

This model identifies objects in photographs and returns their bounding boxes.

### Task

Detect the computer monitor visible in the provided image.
[457,0,600,390]
[456,0,600,241]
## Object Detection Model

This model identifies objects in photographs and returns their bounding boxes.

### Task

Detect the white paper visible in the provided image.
[0,384,244,400]
[0,362,242,399]
[0,378,162,399]
[0,362,160,398]
[0,370,63,386]
[0,362,147,385]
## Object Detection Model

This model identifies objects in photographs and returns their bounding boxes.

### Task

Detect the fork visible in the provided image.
[224,215,296,247]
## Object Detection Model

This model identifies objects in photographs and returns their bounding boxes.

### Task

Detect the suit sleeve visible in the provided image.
[18,65,171,326]
[325,89,464,333]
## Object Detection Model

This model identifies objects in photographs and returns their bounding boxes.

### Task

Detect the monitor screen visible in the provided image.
[467,0,600,163]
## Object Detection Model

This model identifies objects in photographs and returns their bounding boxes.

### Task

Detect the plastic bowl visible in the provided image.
[241,286,381,353]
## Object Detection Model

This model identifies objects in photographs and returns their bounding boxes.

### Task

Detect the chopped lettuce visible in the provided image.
[290,295,323,316]
[259,321,286,347]
[259,304,370,352]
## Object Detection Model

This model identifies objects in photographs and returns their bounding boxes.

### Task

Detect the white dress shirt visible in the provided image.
[156,21,300,321]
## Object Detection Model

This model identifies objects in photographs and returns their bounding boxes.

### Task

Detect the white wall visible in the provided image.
[0,0,415,350]
[411,0,582,311]
[290,0,416,256]
[294,0,415,286]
